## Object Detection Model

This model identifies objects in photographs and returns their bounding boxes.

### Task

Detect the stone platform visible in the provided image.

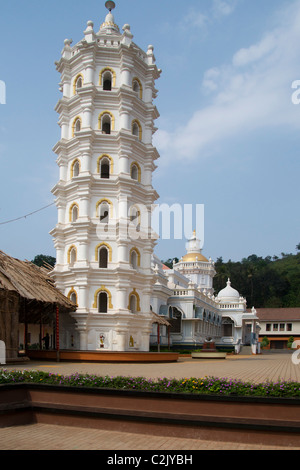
[24,349,179,363]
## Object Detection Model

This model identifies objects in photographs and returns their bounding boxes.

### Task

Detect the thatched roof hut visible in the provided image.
[152,312,171,327]
[0,250,75,360]
[151,312,171,351]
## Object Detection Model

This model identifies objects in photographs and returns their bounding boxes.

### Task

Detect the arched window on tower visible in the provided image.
[98,292,108,313]
[130,250,137,269]
[133,79,140,94]
[102,114,111,134]
[129,206,140,231]
[128,289,140,313]
[71,159,80,178]
[69,247,77,266]
[99,246,108,268]
[129,294,137,313]
[130,248,140,269]
[103,70,112,91]
[74,74,83,94]
[100,67,116,90]
[72,117,82,137]
[99,111,114,135]
[68,288,78,306]
[130,162,141,182]
[70,291,77,305]
[70,204,79,222]
[76,76,83,90]
[100,202,109,224]
[132,121,139,137]
[132,120,142,141]
[132,77,143,99]
[131,164,138,181]
[100,157,110,178]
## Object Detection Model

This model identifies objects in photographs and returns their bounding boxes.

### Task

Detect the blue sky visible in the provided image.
[0,0,299,263]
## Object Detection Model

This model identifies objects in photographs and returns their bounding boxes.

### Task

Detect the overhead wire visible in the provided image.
[0,202,56,226]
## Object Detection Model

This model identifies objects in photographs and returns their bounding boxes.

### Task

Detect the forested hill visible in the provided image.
[213,252,300,308]
[162,249,300,308]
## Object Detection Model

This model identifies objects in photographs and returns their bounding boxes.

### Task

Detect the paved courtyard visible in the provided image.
[2,350,300,383]
[1,351,300,451]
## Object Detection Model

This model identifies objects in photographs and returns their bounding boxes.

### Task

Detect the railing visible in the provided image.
[172,288,219,308]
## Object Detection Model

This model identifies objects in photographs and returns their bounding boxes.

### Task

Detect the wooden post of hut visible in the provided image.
[56,305,60,362]
[152,312,171,354]
[157,323,160,353]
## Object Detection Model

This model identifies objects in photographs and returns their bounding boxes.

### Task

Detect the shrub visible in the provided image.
[261,336,269,349]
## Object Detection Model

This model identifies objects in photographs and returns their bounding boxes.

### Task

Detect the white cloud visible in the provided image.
[182,9,208,30]
[155,0,300,163]
[182,0,239,31]
[232,33,277,67]
[212,0,239,18]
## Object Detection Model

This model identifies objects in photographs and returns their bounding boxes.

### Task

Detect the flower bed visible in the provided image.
[1,369,300,398]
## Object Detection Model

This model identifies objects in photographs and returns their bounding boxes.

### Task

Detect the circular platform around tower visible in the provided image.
[24,350,179,363]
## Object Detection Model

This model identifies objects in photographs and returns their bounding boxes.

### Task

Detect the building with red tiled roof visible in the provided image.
[252,308,300,349]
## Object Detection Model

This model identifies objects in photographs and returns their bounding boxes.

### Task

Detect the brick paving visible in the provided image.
[1,352,300,450]
[3,351,300,383]
[1,423,299,450]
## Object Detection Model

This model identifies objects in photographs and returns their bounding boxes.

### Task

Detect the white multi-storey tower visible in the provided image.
[50,2,161,351]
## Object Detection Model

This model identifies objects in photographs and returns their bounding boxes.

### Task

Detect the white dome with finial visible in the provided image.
[217,278,240,302]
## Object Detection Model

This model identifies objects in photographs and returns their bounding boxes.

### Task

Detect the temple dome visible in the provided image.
[181,230,209,263]
[182,252,209,262]
[217,279,240,301]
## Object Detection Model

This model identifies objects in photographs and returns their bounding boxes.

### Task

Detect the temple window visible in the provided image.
[73,74,84,95]
[98,292,108,313]
[132,77,143,99]
[71,159,80,178]
[99,246,108,268]
[70,203,79,222]
[100,157,110,178]
[69,247,77,266]
[129,294,137,313]
[130,162,141,182]
[100,202,109,223]
[103,71,112,90]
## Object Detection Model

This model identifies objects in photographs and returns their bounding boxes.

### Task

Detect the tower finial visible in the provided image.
[105,1,115,11]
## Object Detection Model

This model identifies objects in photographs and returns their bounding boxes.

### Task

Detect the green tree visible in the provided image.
[31,254,56,268]
[161,258,178,269]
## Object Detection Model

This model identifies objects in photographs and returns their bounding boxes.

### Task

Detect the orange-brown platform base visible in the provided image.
[25,350,179,363]
[1,384,300,447]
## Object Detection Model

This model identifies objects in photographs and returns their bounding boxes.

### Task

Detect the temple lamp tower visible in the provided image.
[50,2,161,351]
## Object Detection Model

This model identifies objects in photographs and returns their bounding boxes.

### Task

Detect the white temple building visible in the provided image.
[150,231,260,354]
[50,2,260,354]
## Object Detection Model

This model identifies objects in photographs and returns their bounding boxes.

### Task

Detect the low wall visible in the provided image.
[1,383,300,447]
[25,350,179,363]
